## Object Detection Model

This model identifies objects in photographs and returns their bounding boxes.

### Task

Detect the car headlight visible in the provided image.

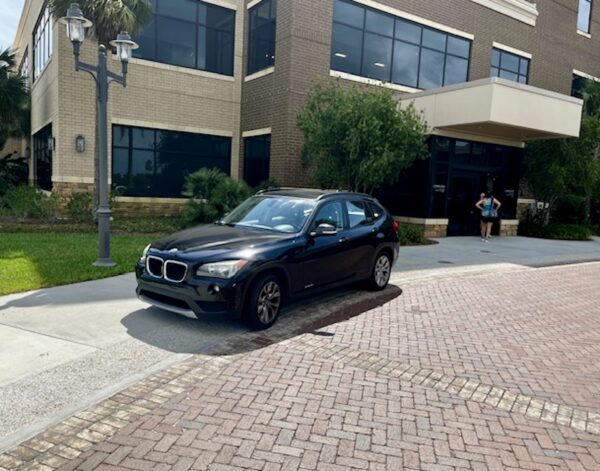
[197,260,248,279]
[140,244,151,262]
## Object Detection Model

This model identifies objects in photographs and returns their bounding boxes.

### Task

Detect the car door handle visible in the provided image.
[338,237,349,243]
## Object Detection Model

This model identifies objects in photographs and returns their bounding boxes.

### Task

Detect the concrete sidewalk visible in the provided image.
[395,235,600,272]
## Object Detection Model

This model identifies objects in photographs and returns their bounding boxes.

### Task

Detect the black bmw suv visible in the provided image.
[136,189,399,329]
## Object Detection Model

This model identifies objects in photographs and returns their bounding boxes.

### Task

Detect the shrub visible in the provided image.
[183,169,252,225]
[0,155,29,196]
[0,185,59,221]
[183,168,227,200]
[552,195,587,225]
[520,223,593,241]
[66,192,93,223]
[397,224,426,246]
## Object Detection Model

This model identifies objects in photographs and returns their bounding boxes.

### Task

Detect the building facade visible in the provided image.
[9,0,596,235]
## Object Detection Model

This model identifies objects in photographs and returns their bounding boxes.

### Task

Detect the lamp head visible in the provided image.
[110,32,139,63]
[58,3,92,44]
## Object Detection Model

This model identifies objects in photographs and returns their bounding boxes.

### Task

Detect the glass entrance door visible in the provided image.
[447,170,486,236]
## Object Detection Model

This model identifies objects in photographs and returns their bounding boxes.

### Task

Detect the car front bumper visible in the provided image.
[135,262,246,318]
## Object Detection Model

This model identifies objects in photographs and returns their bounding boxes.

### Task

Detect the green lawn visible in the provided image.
[0,232,156,295]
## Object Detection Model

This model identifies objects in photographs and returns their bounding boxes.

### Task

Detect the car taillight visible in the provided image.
[393,220,399,233]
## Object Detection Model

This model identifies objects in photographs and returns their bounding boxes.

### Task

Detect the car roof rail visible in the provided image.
[255,187,300,195]
[317,190,372,200]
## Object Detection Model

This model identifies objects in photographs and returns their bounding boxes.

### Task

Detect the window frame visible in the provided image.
[330,0,471,90]
[133,0,236,76]
[247,0,277,75]
[577,0,593,34]
[32,5,53,82]
[490,47,530,84]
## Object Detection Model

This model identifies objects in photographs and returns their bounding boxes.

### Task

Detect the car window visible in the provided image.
[367,201,384,220]
[347,200,369,228]
[223,196,315,233]
[312,202,344,230]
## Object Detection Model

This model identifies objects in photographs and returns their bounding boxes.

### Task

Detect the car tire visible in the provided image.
[368,252,392,291]
[245,274,283,330]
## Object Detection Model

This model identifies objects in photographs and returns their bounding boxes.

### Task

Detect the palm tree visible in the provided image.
[49,0,152,47]
[0,48,29,151]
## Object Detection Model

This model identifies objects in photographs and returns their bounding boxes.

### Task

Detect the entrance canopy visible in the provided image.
[402,78,583,146]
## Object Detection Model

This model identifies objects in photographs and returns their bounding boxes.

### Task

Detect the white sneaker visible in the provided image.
[481,238,486,242]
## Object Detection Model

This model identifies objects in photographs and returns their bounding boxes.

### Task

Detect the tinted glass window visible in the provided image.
[333,0,364,28]
[158,0,197,20]
[444,55,469,85]
[392,41,419,87]
[133,0,235,75]
[365,10,393,36]
[395,19,421,44]
[112,125,231,198]
[447,36,470,58]
[313,202,344,230]
[422,28,446,51]
[331,23,363,75]
[419,48,444,89]
[244,135,271,187]
[248,0,277,74]
[362,33,392,81]
[490,48,529,84]
[331,0,470,90]
[347,201,368,228]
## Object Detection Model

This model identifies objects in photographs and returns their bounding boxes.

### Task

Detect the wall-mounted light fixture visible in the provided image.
[75,135,85,153]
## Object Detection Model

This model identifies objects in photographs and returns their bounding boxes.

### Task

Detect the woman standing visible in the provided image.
[476,192,501,242]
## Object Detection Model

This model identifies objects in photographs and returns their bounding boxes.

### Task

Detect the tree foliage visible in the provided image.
[0,48,29,150]
[298,81,428,193]
[49,0,152,47]
[525,99,600,225]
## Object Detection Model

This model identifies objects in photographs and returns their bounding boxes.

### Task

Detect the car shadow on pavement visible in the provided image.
[120,284,402,355]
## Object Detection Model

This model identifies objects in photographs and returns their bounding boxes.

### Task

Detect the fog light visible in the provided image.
[208,284,220,295]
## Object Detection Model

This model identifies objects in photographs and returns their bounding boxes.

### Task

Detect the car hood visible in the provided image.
[151,224,293,254]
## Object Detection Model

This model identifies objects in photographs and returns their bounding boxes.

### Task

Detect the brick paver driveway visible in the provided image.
[2,262,599,470]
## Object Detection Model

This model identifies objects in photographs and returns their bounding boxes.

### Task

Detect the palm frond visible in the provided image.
[49,0,152,46]
[0,48,17,70]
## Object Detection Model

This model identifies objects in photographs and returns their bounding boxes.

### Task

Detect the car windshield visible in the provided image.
[221,196,316,233]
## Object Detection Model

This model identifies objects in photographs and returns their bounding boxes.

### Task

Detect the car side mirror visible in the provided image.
[310,222,338,237]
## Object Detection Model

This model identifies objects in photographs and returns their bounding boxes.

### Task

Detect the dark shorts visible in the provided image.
[481,216,497,223]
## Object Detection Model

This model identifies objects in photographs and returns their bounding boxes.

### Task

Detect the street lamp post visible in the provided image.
[59,3,138,267]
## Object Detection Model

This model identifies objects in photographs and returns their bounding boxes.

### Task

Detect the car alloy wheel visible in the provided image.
[372,253,391,289]
[246,274,283,330]
[257,280,281,325]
